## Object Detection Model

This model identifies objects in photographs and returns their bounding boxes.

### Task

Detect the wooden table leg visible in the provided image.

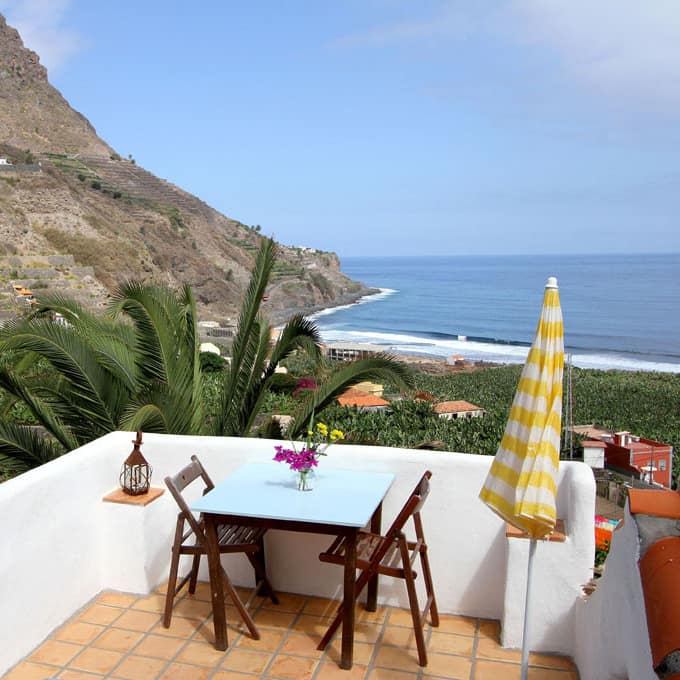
[366,503,382,612]
[341,527,357,670]
[204,513,228,651]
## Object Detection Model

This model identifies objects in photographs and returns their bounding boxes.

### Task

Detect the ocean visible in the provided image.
[311,254,680,373]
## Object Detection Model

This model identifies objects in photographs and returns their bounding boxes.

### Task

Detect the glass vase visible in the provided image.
[296,467,315,491]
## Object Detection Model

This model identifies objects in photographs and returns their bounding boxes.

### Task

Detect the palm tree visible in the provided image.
[0,281,202,473]
[210,238,413,436]
[211,238,321,436]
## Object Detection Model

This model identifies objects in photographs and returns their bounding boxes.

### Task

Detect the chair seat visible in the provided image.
[182,521,267,554]
[319,531,420,580]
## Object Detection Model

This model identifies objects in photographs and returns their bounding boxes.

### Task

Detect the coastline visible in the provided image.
[269,286,381,326]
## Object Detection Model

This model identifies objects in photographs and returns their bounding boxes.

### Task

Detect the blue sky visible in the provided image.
[2,0,680,257]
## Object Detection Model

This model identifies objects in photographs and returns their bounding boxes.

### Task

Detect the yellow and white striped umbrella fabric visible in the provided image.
[479,277,564,540]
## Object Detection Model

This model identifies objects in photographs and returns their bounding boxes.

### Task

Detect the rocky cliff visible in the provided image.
[0,14,370,323]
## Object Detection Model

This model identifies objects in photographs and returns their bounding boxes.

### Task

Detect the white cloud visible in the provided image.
[334,1,680,113]
[508,0,680,111]
[0,0,83,73]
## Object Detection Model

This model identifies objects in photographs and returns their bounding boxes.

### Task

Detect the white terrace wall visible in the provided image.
[574,502,656,680]
[0,431,595,675]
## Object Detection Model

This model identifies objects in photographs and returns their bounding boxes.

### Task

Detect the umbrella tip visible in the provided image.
[546,276,558,289]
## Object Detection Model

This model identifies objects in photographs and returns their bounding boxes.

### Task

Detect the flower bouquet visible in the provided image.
[273,420,344,491]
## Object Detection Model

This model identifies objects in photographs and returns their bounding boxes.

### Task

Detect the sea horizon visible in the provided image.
[312,253,680,373]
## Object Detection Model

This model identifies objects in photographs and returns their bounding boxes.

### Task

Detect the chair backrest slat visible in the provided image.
[384,470,432,539]
[164,454,216,543]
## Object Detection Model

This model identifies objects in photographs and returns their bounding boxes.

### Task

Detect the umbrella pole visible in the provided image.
[521,538,538,680]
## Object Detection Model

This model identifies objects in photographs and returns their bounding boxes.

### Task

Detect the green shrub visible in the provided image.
[77,173,86,182]
[91,181,101,190]
[268,372,299,394]
[113,191,122,199]
[199,351,227,373]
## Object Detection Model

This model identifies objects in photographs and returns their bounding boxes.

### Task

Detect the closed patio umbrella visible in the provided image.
[479,276,564,680]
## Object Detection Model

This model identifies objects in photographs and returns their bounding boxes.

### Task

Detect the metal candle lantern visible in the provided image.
[120,431,152,495]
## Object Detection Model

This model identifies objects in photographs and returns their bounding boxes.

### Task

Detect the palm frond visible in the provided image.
[0,320,122,434]
[0,421,67,476]
[229,238,275,387]
[0,356,91,451]
[268,314,322,369]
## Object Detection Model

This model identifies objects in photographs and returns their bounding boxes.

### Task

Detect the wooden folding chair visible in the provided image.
[318,470,439,666]
[163,455,278,638]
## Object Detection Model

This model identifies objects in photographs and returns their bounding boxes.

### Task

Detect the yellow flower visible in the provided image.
[307,430,314,437]
[330,429,344,441]
[316,422,328,436]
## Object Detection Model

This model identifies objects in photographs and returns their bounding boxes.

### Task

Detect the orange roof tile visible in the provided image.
[640,536,680,668]
[337,388,389,408]
[434,400,484,414]
[628,489,680,519]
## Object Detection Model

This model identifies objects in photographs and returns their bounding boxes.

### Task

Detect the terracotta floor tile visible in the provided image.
[3,661,61,680]
[171,598,212,620]
[301,597,337,617]
[478,619,500,641]
[374,645,421,669]
[29,640,83,666]
[110,654,168,679]
[316,661,368,679]
[221,649,272,674]
[355,606,388,624]
[260,591,306,612]
[474,659,521,680]
[59,670,106,679]
[69,648,125,674]
[476,636,523,662]
[436,614,478,636]
[78,604,124,626]
[367,669,418,680]
[158,662,212,679]
[55,621,106,645]
[528,669,579,680]
[131,594,167,613]
[234,586,256,601]
[151,616,205,639]
[176,640,228,666]
[352,622,383,644]
[132,633,186,659]
[292,613,332,636]
[381,625,417,648]
[212,672,258,680]
[184,582,212,601]
[529,653,577,671]
[267,654,317,679]
[236,628,285,651]
[429,631,475,656]
[92,628,144,653]
[279,632,324,658]
[253,608,297,629]
[325,641,375,666]
[386,607,416,627]
[425,652,472,679]
[96,592,138,608]
[114,609,163,632]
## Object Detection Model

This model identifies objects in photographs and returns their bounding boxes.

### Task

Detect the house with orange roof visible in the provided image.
[434,400,485,420]
[336,387,390,412]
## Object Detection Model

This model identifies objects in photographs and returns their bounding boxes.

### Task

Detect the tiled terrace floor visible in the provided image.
[6,583,579,680]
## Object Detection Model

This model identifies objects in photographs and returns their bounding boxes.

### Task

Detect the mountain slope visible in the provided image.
[0,15,370,322]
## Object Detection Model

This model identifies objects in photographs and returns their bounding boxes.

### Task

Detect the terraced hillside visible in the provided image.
[0,11,371,323]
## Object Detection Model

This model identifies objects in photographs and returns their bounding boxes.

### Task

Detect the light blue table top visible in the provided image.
[192,463,395,528]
